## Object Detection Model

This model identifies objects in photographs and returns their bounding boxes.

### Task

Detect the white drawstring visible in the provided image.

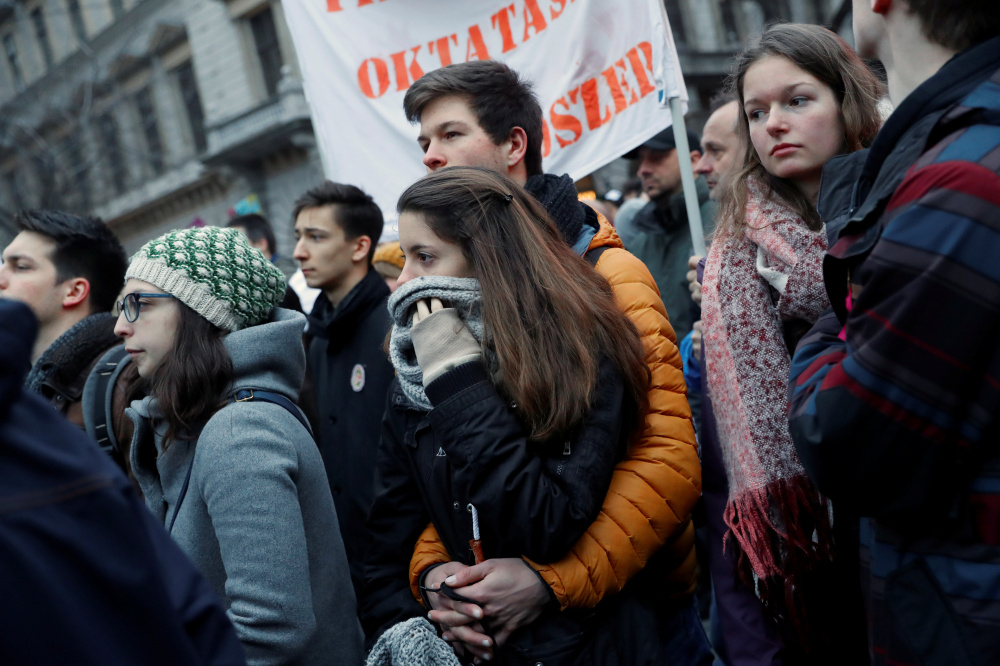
[467,503,480,540]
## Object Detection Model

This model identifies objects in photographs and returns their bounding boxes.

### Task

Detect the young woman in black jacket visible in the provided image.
[361,167,658,665]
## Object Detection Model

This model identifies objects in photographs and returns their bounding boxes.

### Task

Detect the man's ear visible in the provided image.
[689,150,702,166]
[505,127,529,169]
[62,277,90,310]
[872,0,891,14]
[351,235,372,264]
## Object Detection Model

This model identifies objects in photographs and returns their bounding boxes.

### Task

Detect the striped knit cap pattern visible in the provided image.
[125,227,286,331]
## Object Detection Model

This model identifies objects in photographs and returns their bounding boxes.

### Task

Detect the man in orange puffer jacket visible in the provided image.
[382,60,705,662]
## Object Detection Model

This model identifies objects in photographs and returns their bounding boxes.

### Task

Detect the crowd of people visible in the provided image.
[1,2,999,665]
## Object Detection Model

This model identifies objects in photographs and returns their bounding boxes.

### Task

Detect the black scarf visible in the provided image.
[524,173,593,246]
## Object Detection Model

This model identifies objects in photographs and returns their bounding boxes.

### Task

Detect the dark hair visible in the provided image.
[227,214,276,256]
[719,23,884,235]
[906,0,1000,52]
[397,166,650,442]
[138,301,234,447]
[15,209,127,314]
[292,181,384,263]
[403,61,544,178]
[708,88,736,114]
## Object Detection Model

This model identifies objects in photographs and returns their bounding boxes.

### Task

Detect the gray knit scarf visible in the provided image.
[387,276,483,410]
[366,617,460,666]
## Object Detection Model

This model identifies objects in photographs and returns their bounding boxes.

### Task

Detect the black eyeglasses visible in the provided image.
[116,292,175,322]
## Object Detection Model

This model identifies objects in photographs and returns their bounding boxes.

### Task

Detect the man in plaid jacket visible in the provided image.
[788,2,1000,665]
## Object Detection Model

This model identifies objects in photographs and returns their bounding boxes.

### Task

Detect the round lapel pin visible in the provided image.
[350,364,366,392]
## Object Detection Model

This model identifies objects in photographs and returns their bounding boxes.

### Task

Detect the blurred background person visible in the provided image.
[371,240,405,292]
[1,210,126,429]
[621,127,714,341]
[227,213,304,312]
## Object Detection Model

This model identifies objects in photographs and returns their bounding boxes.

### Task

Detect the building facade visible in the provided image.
[0,0,852,249]
[0,0,322,255]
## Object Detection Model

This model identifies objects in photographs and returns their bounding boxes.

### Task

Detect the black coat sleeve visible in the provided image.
[360,397,433,649]
[424,358,628,564]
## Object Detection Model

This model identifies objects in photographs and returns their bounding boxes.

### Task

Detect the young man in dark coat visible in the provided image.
[788,2,1000,664]
[0,299,246,665]
[293,181,395,600]
[0,210,126,428]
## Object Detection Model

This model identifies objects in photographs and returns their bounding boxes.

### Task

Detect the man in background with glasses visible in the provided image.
[0,210,127,428]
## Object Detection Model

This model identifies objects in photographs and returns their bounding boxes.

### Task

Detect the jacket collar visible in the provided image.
[306,269,389,349]
[828,36,1000,260]
[635,177,710,234]
[24,312,119,401]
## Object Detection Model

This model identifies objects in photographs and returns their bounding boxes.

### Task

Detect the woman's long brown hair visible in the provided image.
[397,166,650,442]
[124,301,233,448]
[718,22,885,236]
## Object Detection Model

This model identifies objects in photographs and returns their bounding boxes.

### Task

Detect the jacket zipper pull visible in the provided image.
[467,503,485,564]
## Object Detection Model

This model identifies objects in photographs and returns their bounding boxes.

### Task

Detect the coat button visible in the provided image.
[328,414,337,424]
[333,485,342,495]
[453,501,461,511]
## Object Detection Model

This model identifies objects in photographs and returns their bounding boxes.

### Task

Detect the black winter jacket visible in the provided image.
[0,300,246,665]
[305,269,395,599]
[362,357,638,663]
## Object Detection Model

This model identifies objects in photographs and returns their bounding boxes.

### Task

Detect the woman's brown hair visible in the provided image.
[397,166,650,442]
[124,301,233,447]
[718,22,885,236]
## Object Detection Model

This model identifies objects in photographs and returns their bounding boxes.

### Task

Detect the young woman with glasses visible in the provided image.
[112,226,363,666]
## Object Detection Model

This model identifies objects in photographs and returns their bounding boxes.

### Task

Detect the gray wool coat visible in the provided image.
[128,308,364,666]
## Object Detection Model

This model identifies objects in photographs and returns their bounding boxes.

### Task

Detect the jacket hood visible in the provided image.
[0,300,36,413]
[587,216,625,253]
[226,307,308,400]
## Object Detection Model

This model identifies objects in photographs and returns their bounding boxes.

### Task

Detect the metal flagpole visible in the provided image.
[668,95,706,257]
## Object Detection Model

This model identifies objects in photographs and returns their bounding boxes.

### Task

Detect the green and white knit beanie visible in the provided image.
[125,226,286,331]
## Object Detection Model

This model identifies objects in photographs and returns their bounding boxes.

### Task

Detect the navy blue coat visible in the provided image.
[0,300,246,665]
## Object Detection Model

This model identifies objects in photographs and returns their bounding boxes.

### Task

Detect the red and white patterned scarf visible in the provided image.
[702,181,832,601]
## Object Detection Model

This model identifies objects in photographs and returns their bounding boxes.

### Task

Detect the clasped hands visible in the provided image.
[423,558,550,663]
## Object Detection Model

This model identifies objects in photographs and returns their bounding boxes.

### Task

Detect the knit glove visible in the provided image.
[410,305,481,387]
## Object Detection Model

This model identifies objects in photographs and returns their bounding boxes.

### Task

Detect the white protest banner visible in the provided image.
[283,0,686,223]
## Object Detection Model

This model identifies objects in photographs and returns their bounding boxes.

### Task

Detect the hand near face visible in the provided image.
[411,297,445,324]
[410,298,482,386]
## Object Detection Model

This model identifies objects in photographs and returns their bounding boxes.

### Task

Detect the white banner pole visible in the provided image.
[668,95,705,256]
